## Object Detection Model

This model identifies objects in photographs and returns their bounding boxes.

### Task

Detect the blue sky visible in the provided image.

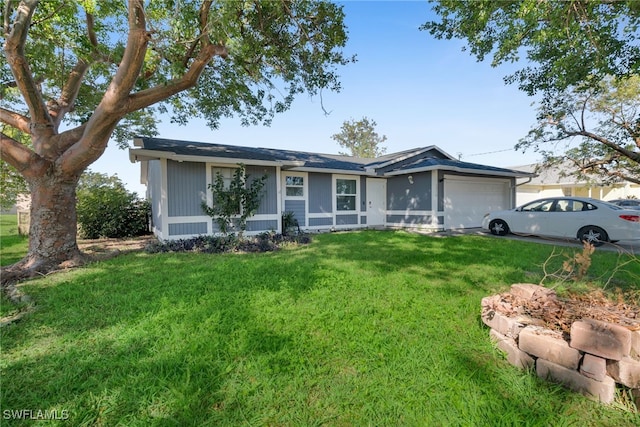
[92,1,543,195]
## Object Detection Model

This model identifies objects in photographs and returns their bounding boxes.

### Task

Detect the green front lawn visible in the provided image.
[1,229,639,425]
[0,214,28,266]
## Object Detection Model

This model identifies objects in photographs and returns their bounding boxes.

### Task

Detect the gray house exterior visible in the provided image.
[129,137,533,240]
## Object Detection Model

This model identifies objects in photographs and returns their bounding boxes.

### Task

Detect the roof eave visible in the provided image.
[384,165,536,178]
[129,148,301,168]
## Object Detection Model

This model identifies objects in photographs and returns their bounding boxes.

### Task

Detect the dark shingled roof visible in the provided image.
[132,137,532,177]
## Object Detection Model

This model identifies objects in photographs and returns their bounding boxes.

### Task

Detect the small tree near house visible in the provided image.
[201,164,267,236]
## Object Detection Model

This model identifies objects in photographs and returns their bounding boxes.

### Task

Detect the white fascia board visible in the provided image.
[383,165,535,178]
[128,148,300,168]
[285,166,376,176]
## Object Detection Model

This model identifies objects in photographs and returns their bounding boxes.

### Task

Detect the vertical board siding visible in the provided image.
[168,222,208,236]
[148,160,163,231]
[285,200,306,226]
[246,165,277,215]
[167,160,206,217]
[387,172,432,211]
[308,173,333,213]
[309,217,333,227]
[336,214,358,225]
[246,219,278,232]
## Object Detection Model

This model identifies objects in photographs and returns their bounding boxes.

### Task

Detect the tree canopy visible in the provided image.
[517,75,640,184]
[331,117,387,158]
[0,0,352,282]
[422,0,640,96]
[423,0,639,181]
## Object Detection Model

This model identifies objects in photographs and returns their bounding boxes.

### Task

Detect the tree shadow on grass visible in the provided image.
[3,230,637,425]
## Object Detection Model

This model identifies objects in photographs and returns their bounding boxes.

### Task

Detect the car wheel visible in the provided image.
[577,226,609,247]
[489,219,509,236]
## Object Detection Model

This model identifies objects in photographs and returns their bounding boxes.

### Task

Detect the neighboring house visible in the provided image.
[129,137,533,240]
[514,164,640,206]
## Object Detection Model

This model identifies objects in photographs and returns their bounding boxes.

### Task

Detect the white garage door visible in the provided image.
[444,176,510,229]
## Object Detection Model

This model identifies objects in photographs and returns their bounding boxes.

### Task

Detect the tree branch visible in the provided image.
[565,129,640,163]
[0,108,30,134]
[58,0,150,173]
[3,0,54,138]
[0,132,46,178]
[47,59,91,130]
[127,43,227,112]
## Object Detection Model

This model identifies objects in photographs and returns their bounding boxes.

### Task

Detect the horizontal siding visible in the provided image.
[309,217,333,227]
[336,214,358,225]
[285,200,306,227]
[246,219,278,232]
[167,160,206,217]
[308,173,333,213]
[168,222,208,236]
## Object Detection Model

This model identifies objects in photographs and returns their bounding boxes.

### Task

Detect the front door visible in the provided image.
[366,178,386,226]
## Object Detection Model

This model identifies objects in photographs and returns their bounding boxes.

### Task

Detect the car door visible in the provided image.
[544,199,589,237]
[509,199,556,235]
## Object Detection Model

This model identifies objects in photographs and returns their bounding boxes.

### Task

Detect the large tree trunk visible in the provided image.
[1,171,86,295]
[26,174,86,269]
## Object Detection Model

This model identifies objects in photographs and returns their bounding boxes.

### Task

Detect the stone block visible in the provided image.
[481,310,525,339]
[607,357,640,388]
[580,354,607,382]
[570,319,632,361]
[631,331,640,359]
[490,329,535,370]
[519,326,582,370]
[536,359,616,404]
[481,295,501,310]
[510,284,555,300]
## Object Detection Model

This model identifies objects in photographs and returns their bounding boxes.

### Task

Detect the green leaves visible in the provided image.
[201,164,267,235]
[331,117,387,158]
[423,0,640,96]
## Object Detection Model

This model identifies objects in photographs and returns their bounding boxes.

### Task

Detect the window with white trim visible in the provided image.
[212,167,237,190]
[211,166,241,214]
[285,175,304,197]
[336,178,357,211]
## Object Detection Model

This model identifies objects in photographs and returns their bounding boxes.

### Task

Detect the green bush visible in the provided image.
[76,171,150,239]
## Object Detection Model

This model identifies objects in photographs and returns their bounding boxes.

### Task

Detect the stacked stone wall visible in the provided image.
[482,284,640,406]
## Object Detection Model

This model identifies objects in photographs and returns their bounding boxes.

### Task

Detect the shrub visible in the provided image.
[76,171,150,239]
[144,232,310,254]
[201,164,267,236]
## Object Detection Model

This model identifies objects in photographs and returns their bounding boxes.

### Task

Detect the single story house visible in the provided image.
[514,164,640,206]
[129,137,534,240]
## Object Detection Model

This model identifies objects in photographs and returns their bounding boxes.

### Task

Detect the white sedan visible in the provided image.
[482,197,640,246]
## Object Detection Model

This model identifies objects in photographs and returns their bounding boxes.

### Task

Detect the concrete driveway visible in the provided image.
[440,228,640,254]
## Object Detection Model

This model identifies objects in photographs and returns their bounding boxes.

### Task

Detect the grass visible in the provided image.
[1,221,639,425]
[0,214,28,267]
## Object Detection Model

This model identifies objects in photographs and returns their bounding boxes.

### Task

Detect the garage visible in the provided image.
[444,176,511,229]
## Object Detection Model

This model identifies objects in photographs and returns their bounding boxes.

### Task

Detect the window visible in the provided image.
[521,199,554,212]
[212,167,236,190]
[285,175,304,197]
[211,167,241,214]
[336,178,357,211]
